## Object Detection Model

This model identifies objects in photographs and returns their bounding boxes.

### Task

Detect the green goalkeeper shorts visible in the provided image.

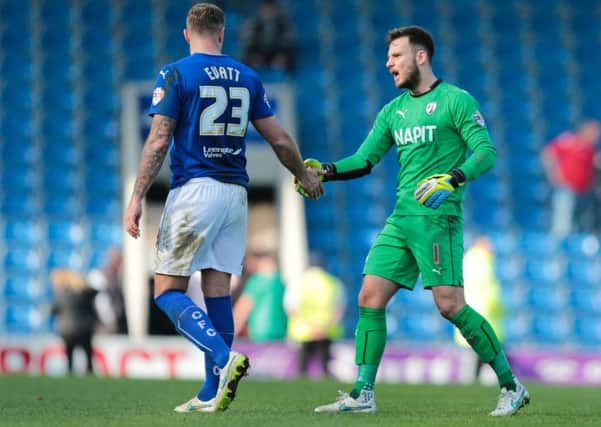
[363,214,464,289]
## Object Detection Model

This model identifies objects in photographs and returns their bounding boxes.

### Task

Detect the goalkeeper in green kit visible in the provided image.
[300,26,530,416]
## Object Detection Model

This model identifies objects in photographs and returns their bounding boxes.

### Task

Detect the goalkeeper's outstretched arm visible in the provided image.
[321,122,394,181]
[321,156,374,181]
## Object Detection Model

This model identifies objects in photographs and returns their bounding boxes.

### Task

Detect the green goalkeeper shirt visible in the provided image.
[334,80,496,216]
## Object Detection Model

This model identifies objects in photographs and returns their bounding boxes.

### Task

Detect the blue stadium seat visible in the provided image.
[522,259,565,286]
[564,260,601,288]
[43,168,80,194]
[84,198,120,219]
[0,193,38,218]
[496,255,525,284]
[561,234,600,259]
[47,221,86,247]
[41,114,76,139]
[570,288,601,316]
[89,221,122,248]
[305,201,335,228]
[573,316,601,346]
[308,229,338,255]
[42,53,75,86]
[397,312,451,342]
[5,303,52,334]
[3,273,50,302]
[84,169,120,196]
[3,219,43,246]
[43,194,82,218]
[488,231,518,258]
[393,284,433,312]
[1,139,37,166]
[83,116,118,139]
[42,142,80,168]
[3,248,43,273]
[530,314,571,344]
[82,85,118,115]
[503,313,532,344]
[1,113,34,139]
[46,248,86,271]
[2,167,37,193]
[526,287,567,312]
[2,81,34,111]
[84,140,119,168]
[519,232,561,257]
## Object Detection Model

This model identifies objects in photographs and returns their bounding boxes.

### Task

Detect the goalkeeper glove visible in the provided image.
[294,158,324,198]
[414,169,465,209]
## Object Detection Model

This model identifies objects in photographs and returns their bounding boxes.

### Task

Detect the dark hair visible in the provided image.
[187,3,225,35]
[386,26,435,61]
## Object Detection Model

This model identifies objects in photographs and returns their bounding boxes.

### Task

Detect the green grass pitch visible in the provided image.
[1,375,600,427]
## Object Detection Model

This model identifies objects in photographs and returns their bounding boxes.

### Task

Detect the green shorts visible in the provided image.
[363,215,464,289]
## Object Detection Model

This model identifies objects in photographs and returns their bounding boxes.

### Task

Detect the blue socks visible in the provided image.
[197,295,234,401]
[154,290,230,368]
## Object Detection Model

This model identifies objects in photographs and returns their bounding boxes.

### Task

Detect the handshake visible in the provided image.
[294,158,326,200]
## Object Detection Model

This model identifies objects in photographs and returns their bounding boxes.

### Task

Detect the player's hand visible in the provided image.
[294,158,324,199]
[124,198,143,238]
[414,172,464,209]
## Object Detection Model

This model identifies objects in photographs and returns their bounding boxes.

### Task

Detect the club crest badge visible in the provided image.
[473,110,486,127]
[152,87,165,106]
[426,102,437,115]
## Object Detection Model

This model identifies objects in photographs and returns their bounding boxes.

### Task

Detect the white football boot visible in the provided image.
[314,390,376,414]
[174,396,216,413]
[489,377,530,416]
[214,351,250,411]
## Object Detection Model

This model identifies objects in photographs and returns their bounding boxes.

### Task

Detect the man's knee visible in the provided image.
[437,300,463,320]
[357,276,397,308]
[433,286,465,320]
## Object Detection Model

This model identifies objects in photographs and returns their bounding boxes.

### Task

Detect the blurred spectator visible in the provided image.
[241,0,295,72]
[284,254,345,378]
[86,248,126,334]
[454,236,504,383]
[51,269,98,375]
[542,120,601,237]
[233,251,287,342]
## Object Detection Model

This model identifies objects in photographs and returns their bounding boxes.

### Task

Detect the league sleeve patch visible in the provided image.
[473,110,486,127]
[263,92,271,108]
[152,87,165,106]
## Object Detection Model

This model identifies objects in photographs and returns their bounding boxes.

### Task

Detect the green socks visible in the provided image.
[351,307,386,398]
[451,304,516,390]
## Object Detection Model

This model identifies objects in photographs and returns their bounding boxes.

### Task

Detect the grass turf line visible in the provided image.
[1,375,600,427]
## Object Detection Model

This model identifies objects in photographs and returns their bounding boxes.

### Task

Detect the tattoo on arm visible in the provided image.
[132,116,176,199]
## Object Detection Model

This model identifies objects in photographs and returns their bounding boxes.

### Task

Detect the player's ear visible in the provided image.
[183,28,190,44]
[218,26,225,46]
[416,49,428,66]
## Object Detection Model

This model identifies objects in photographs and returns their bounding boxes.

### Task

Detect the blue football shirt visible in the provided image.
[148,53,274,189]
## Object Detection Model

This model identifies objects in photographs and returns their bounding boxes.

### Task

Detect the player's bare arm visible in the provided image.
[253,115,323,198]
[124,114,176,238]
[132,115,175,199]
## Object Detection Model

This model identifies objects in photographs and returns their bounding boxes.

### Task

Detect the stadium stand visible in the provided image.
[1,0,600,350]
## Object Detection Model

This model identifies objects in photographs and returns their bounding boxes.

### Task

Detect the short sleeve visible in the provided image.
[250,81,274,121]
[148,65,181,120]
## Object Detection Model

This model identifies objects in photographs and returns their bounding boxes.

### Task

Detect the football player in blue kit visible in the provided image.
[124,2,322,413]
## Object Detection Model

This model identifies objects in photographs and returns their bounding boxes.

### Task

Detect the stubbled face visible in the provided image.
[386,37,421,91]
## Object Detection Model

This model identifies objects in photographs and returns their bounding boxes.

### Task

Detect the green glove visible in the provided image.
[294,158,324,198]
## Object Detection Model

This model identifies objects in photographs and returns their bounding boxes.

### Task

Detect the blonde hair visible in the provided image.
[186,3,225,36]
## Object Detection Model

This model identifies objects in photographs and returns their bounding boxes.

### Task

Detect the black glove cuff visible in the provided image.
[448,168,466,188]
[322,162,337,182]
